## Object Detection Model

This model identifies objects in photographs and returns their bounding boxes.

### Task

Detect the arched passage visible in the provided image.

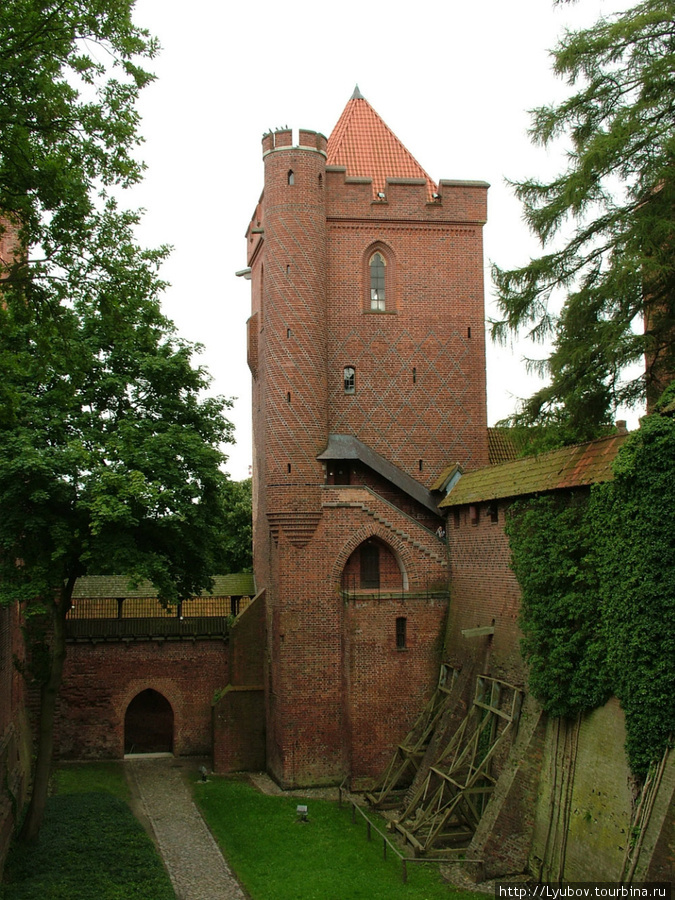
[124,689,174,754]
[341,536,405,594]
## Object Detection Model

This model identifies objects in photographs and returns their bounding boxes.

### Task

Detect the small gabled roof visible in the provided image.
[327,86,437,201]
[318,433,439,515]
[439,433,629,508]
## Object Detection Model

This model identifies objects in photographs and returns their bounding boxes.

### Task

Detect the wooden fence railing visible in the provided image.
[65,616,231,642]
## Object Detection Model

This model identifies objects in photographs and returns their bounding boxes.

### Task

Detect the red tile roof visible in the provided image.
[327,87,437,201]
[439,433,629,507]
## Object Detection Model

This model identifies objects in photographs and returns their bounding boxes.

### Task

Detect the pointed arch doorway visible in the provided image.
[340,536,406,594]
[124,689,174,755]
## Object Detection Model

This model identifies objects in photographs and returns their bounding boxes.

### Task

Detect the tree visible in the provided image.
[220,478,253,573]
[0,0,156,267]
[0,1,236,840]
[492,0,675,442]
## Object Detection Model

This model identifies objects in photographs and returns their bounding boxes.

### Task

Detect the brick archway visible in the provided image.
[124,688,174,754]
[332,524,411,592]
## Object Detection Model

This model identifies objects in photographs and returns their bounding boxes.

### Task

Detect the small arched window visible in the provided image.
[288,170,295,185]
[343,366,355,394]
[370,252,386,311]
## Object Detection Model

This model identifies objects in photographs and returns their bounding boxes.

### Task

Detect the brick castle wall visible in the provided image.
[325,173,490,480]
[54,639,228,758]
[246,124,486,788]
[345,594,447,783]
[213,593,266,773]
[445,499,526,686]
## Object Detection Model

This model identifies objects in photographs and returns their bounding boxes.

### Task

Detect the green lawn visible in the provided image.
[3,763,483,900]
[194,776,481,900]
[1,763,175,900]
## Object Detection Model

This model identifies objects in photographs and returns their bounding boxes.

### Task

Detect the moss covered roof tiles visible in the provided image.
[439,433,628,508]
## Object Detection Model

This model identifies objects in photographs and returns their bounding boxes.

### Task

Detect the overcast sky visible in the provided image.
[129,0,635,480]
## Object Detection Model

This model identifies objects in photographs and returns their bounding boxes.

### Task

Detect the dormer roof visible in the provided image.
[327,87,437,201]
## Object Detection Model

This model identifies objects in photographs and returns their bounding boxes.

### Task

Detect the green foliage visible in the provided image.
[506,494,611,717]
[589,404,675,775]
[0,0,239,841]
[2,792,175,899]
[194,778,479,900]
[0,234,234,609]
[492,1,675,439]
[0,0,157,263]
[220,478,253,573]
[507,399,675,775]
[0,1,237,614]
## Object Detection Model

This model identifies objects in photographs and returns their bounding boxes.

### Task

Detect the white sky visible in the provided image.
[130,0,636,481]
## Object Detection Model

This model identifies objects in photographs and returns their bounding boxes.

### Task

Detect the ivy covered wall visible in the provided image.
[506,386,675,776]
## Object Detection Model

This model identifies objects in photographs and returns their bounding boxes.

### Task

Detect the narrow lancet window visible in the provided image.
[396,617,407,649]
[344,366,355,394]
[370,252,386,311]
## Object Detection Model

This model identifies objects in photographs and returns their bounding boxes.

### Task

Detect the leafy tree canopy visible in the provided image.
[220,478,253,573]
[493,1,675,442]
[0,0,156,260]
[0,217,235,609]
[0,0,239,840]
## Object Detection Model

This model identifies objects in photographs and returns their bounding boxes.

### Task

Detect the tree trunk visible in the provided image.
[19,577,75,842]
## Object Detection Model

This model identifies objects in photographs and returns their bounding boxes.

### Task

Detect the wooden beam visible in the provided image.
[461,625,495,638]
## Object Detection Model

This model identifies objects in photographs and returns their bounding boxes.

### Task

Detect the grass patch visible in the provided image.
[2,765,175,900]
[53,761,131,801]
[194,777,480,900]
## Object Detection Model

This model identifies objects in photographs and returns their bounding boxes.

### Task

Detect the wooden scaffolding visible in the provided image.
[365,664,458,809]
[392,675,523,857]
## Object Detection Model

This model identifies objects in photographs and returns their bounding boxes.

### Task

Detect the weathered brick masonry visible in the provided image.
[55,638,228,758]
[3,96,673,886]
[445,500,525,686]
[233,90,489,787]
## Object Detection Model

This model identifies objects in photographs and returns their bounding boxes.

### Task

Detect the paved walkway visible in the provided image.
[126,757,247,900]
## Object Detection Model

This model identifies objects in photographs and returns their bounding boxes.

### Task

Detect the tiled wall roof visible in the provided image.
[440,433,629,507]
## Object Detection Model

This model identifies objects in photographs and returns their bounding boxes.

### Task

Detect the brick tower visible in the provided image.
[242,88,489,787]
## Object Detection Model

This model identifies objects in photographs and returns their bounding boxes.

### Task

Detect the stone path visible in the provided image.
[126,757,247,900]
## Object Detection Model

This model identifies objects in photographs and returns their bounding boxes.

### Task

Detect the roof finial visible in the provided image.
[351,84,364,100]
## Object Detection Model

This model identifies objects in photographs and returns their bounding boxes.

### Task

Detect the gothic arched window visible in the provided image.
[370,252,386,311]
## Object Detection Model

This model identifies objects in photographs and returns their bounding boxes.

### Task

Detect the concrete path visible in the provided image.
[126,757,247,900]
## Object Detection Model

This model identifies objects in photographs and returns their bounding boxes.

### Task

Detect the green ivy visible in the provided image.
[506,388,675,776]
[590,405,675,776]
[506,494,611,719]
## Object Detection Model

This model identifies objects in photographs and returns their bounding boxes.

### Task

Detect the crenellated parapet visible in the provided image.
[262,128,327,158]
[325,167,488,223]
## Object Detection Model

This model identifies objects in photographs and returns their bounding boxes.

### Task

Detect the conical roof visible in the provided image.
[327,87,437,200]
